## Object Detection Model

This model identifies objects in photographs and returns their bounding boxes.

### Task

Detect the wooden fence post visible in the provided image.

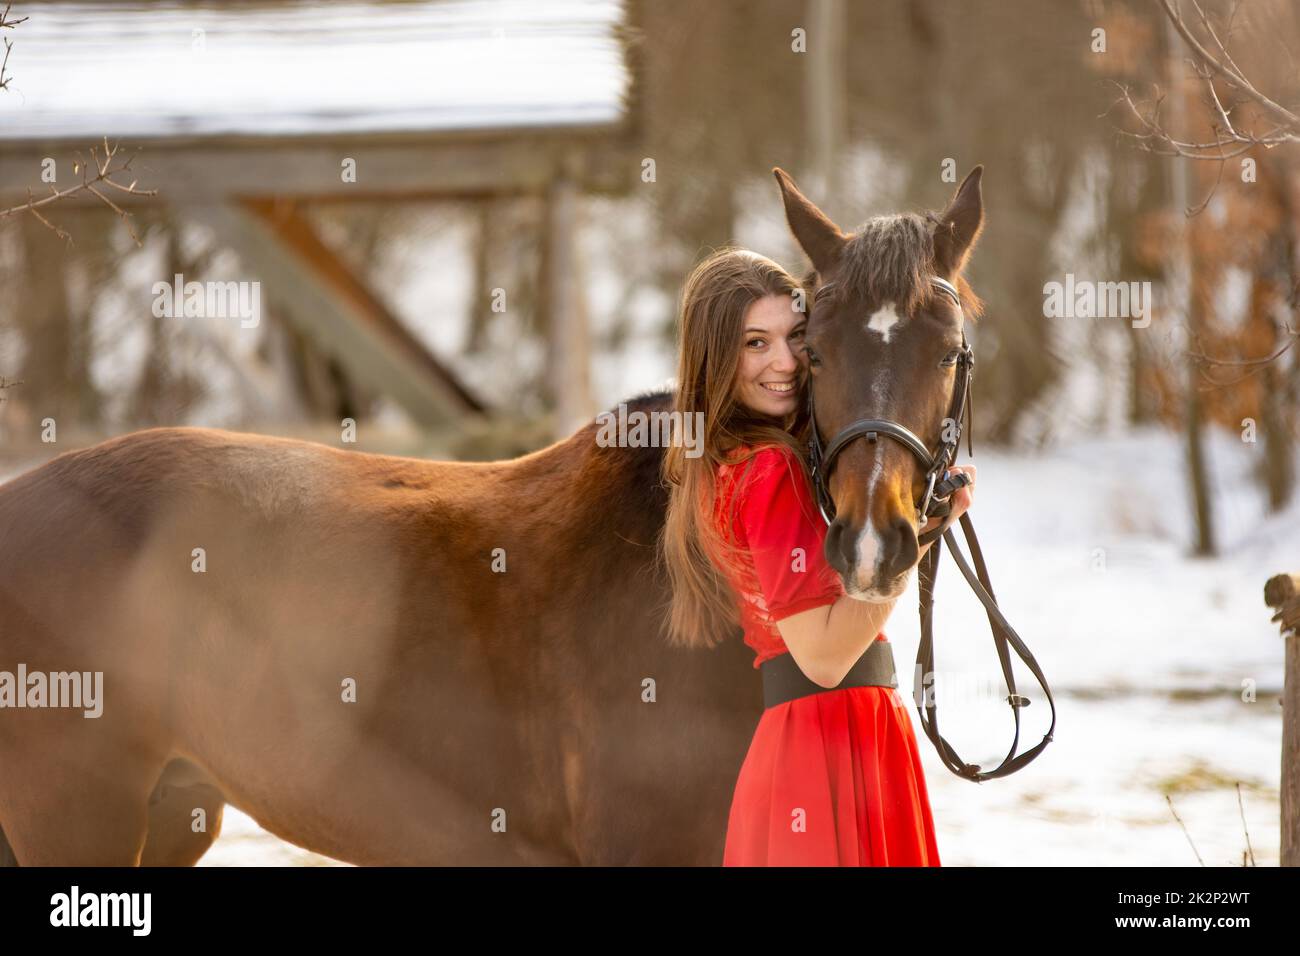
[1265,572,1300,866]
[541,162,593,439]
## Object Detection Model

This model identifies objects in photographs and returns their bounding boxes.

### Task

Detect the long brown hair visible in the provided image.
[658,248,812,650]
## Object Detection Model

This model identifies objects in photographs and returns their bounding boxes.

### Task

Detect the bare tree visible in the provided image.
[0,137,156,246]
[0,3,28,93]
[1114,0,1300,173]
[1108,0,1300,401]
[1,8,155,244]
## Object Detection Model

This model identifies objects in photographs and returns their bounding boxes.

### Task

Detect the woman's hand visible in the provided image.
[918,464,976,550]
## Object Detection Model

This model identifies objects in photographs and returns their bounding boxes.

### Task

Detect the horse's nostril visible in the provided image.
[824,517,853,575]
[882,515,919,580]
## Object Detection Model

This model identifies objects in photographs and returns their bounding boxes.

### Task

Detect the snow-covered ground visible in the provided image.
[894,424,1295,867]
[2,422,1294,866]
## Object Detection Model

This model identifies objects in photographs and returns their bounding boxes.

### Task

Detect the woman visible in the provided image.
[659,248,974,867]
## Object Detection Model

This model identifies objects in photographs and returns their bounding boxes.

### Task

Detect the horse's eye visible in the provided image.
[939,350,961,368]
[805,347,822,368]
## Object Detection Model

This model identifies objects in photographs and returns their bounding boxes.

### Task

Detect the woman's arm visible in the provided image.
[777,590,901,688]
[776,465,976,687]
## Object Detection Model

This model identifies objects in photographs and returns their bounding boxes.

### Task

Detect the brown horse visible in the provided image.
[0,395,760,865]
[0,166,984,865]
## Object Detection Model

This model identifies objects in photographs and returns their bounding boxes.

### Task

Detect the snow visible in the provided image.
[0,0,627,140]
[889,424,1297,866]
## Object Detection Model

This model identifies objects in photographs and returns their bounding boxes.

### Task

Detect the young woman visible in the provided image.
[659,248,974,867]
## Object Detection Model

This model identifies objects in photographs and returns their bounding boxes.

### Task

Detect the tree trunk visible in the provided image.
[1166,15,1216,557]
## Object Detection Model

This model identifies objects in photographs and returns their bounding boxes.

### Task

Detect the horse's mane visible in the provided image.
[801,212,983,319]
[609,387,674,414]
[837,212,937,316]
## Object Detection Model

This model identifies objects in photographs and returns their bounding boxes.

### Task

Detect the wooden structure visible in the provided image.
[0,0,636,431]
[1265,572,1300,867]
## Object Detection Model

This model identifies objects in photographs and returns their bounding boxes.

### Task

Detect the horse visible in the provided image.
[0,166,985,865]
[0,397,760,865]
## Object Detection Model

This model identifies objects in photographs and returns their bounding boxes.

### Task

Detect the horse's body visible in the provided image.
[0,390,761,865]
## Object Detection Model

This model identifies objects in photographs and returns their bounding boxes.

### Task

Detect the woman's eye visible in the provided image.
[746,337,765,349]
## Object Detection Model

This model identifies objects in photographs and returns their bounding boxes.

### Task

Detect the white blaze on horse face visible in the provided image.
[852,459,886,590]
[848,359,894,592]
[866,301,903,343]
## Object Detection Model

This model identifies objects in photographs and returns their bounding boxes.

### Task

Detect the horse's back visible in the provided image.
[0,427,356,668]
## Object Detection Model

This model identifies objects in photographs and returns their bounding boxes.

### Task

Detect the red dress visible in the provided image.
[713,443,941,866]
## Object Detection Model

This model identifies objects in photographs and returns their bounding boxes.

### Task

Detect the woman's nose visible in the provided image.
[769,342,798,372]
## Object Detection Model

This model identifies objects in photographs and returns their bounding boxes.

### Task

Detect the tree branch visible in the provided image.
[0,375,22,402]
[0,2,28,92]
[1159,0,1300,135]
[0,138,158,246]
[1189,326,1300,389]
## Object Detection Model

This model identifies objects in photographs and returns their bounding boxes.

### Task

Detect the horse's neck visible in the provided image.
[511,423,669,556]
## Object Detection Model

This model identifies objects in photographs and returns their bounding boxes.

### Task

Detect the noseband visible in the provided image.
[805,274,1056,783]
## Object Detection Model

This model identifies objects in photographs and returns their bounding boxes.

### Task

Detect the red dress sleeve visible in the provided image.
[732,445,846,621]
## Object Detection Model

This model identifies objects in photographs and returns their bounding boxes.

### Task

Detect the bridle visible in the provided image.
[809,276,972,534]
[806,275,1056,783]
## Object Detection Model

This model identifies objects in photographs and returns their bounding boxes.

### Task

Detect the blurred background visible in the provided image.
[1,0,1297,866]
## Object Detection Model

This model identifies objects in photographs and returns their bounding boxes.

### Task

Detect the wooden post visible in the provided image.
[1265,572,1300,866]
[806,0,845,215]
[541,166,593,438]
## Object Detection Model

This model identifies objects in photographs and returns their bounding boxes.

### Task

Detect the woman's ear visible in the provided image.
[773,168,847,276]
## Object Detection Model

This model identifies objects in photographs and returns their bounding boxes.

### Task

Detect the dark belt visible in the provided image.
[760,639,898,709]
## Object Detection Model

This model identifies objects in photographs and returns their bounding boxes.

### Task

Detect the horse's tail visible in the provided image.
[0,823,18,866]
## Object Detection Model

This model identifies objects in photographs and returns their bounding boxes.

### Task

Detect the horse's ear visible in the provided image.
[772,168,846,275]
[933,165,984,277]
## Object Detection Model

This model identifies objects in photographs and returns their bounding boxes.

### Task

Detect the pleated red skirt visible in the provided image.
[723,681,941,866]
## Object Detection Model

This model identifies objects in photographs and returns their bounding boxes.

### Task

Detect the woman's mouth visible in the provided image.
[760,381,795,394]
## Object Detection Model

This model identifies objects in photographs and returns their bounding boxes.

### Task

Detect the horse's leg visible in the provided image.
[0,688,168,866]
[139,760,225,867]
[0,825,17,866]
[0,745,161,866]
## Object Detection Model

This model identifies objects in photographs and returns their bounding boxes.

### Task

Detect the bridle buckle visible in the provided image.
[917,469,939,524]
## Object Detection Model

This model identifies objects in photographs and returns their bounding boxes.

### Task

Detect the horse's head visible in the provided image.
[774,166,984,602]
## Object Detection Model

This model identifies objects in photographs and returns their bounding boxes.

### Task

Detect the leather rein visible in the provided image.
[806,275,1056,783]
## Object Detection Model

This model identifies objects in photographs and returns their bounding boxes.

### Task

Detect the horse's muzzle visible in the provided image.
[824,513,918,598]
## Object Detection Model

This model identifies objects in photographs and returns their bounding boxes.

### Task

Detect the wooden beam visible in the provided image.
[185,201,484,428]
[0,129,636,203]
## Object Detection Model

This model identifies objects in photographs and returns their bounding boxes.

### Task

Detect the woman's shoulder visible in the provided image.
[718,442,804,491]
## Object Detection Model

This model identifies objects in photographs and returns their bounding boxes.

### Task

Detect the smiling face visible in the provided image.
[732,292,808,419]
